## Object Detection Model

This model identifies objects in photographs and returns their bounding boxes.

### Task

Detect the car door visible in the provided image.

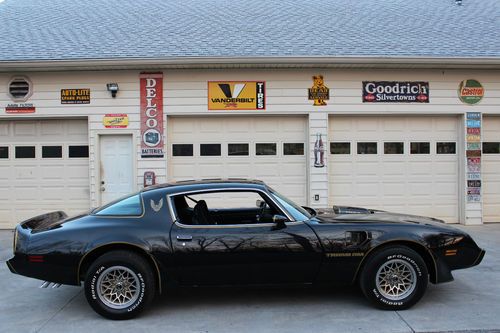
[168,189,323,285]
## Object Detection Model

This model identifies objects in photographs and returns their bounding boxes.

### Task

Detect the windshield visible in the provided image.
[268,187,311,221]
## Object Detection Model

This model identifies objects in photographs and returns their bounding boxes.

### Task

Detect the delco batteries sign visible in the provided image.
[362,81,430,103]
[208,81,265,110]
[140,73,164,158]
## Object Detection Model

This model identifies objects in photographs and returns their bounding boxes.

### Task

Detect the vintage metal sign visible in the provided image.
[5,103,35,113]
[208,81,265,110]
[308,75,330,106]
[140,73,164,158]
[465,112,482,203]
[362,81,429,103]
[459,79,484,105]
[61,89,90,104]
[103,114,128,128]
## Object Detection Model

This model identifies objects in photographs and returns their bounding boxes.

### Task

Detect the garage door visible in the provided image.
[0,119,90,229]
[329,116,459,223]
[482,116,500,223]
[168,116,307,205]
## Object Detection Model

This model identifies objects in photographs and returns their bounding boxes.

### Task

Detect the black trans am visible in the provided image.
[7,179,485,319]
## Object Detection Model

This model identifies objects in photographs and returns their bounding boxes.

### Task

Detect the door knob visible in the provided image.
[100,186,106,192]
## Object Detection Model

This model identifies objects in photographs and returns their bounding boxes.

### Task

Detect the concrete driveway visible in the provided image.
[1,224,499,333]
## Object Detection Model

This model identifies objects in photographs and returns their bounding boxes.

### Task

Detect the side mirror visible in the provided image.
[302,206,317,217]
[271,214,288,230]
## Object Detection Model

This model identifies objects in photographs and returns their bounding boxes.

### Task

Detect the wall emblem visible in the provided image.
[308,75,329,106]
[459,79,484,105]
[150,198,163,212]
[208,81,265,110]
[313,133,325,168]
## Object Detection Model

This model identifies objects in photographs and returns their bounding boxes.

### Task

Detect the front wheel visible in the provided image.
[84,251,155,320]
[359,246,428,310]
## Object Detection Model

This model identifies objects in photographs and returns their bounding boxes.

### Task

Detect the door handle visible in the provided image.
[176,235,193,241]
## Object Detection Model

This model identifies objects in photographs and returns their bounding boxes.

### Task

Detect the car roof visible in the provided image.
[141,178,267,193]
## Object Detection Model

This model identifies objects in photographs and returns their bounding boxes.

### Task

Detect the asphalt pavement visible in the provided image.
[1,224,499,333]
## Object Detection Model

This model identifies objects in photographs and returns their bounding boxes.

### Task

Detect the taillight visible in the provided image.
[13,228,18,254]
[28,255,44,263]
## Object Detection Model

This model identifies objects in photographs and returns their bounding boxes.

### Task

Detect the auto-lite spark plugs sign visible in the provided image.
[362,81,429,103]
[140,73,164,158]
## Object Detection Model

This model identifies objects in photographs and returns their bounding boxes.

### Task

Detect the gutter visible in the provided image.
[0,56,500,72]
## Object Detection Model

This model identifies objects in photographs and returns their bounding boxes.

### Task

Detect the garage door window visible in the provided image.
[483,142,500,154]
[410,142,430,154]
[357,142,377,154]
[384,142,404,154]
[200,144,221,156]
[68,145,89,158]
[437,142,456,154]
[228,143,249,156]
[15,146,35,159]
[284,143,304,155]
[330,142,350,154]
[256,143,277,155]
[42,146,62,158]
[0,147,8,159]
[172,144,193,156]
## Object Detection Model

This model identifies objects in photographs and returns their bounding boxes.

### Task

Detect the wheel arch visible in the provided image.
[352,240,438,284]
[77,242,163,294]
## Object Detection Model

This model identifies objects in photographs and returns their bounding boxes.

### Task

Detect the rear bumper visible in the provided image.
[6,254,78,285]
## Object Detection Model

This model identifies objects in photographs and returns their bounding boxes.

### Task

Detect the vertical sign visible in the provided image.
[140,73,164,158]
[466,112,482,202]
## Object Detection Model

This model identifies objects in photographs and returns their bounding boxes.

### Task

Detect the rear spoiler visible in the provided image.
[20,211,68,232]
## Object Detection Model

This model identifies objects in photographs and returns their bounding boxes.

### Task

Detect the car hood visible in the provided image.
[314,206,450,228]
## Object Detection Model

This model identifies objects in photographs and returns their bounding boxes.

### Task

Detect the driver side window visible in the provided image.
[172,191,280,226]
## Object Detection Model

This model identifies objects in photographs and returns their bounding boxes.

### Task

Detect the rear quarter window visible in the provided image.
[94,194,143,216]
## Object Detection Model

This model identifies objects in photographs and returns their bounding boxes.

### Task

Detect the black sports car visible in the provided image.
[7,179,485,320]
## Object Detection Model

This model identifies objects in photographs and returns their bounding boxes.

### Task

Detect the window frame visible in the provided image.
[410,142,431,155]
[171,143,194,157]
[482,142,500,154]
[255,142,277,156]
[200,143,222,157]
[383,141,405,155]
[228,143,250,156]
[357,142,378,155]
[283,143,305,156]
[436,142,457,155]
[168,188,297,228]
[42,145,63,159]
[0,146,9,160]
[92,193,145,217]
[15,145,36,159]
[330,142,351,155]
[68,145,89,158]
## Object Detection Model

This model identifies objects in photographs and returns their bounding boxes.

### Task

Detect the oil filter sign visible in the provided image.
[140,73,164,158]
[458,79,484,105]
[362,81,429,103]
[208,81,265,110]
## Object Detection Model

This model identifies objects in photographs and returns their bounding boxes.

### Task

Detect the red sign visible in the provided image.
[5,106,35,113]
[140,73,164,158]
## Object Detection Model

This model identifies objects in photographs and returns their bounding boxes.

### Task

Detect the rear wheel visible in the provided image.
[359,246,428,310]
[84,251,155,320]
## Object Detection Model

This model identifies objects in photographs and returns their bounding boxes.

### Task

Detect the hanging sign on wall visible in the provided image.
[362,81,429,103]
[465,112,482,202]
[308,75,330,106]
[61,89,90,104]
[140,73,164,158]
[5,103,35,113]
[208,81,265,110]
[458,79,484,105]
[103,114,128,128]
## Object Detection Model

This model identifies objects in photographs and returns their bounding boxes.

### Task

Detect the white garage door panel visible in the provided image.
[168,116,307,205]
[0,119,90,229]
[482,116,500,223]
[329,116,459,223]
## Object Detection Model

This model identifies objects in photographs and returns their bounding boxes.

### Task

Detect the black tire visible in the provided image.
[84,250,156,320]
[359,246,428,310]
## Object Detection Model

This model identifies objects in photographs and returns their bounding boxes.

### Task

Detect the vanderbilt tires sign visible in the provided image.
[208,81,265,110]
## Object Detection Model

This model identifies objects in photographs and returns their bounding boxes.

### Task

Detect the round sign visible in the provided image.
[458,79,484,105]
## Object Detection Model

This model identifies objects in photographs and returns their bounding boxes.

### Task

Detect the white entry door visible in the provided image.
[100,135,134,204]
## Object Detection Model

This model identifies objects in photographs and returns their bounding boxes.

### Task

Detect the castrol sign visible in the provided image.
[140,73,164,158]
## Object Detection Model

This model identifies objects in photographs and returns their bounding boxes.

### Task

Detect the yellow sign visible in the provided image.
[61,89,90,104]
[308,75,329,106]
[103,114,128,128]
[208,81,265,110]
